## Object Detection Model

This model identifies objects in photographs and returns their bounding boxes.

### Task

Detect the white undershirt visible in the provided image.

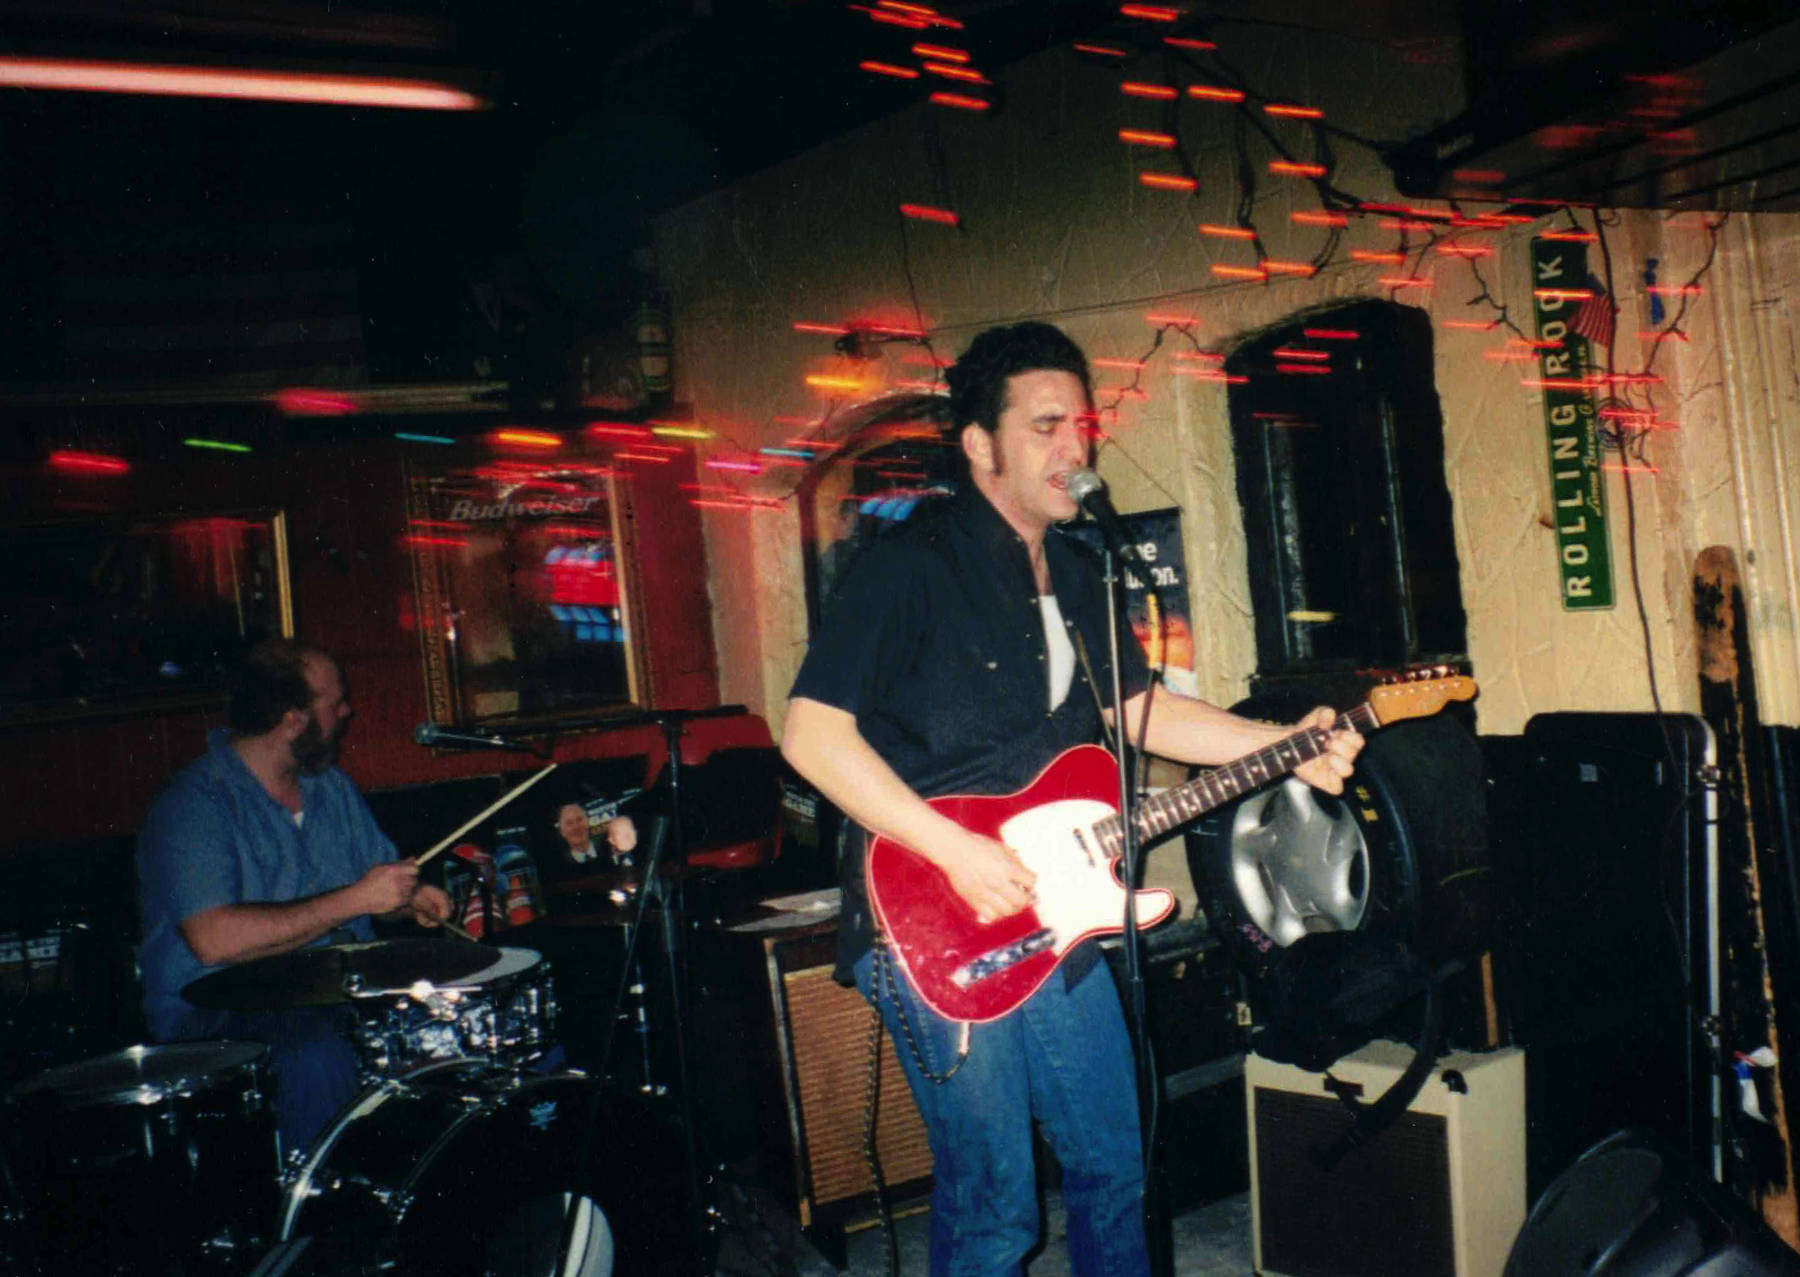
[1040,594,1076,710]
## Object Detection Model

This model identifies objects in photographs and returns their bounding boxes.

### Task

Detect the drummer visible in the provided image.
[135,638,452,1153]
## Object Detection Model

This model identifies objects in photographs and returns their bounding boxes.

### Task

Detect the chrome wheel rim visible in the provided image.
[1226,778,1369,945]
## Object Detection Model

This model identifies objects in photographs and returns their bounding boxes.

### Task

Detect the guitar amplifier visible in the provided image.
[1247,1042,1525,1277]
[750,922,934,1228]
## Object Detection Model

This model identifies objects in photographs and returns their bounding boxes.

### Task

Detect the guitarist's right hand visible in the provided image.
[943,835,1038,926]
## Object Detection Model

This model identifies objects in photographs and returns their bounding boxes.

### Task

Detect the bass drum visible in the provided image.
[281,1060,699,1277]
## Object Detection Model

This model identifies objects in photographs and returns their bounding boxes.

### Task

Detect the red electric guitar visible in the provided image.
[865,674,1477,1023]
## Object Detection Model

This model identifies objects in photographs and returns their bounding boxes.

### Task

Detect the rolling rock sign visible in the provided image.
[1531,237,1615,611]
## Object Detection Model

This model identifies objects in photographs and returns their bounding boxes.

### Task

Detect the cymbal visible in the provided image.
[182,939,501,1012]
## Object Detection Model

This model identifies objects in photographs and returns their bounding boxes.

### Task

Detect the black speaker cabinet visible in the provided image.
[1505,1130,1800,1276]
[748,922,933,1232]
[1247,1042,1525,1277]
[1508,712,1718,1196]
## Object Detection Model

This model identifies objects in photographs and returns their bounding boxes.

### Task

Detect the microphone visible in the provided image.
[1064,469,1142,564]
[413,722,525,750]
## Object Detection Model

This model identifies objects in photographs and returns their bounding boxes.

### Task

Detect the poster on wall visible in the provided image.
[1531,236,1615,611]
[1066,507,1198,697]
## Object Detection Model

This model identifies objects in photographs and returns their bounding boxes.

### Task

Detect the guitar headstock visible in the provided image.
[1366,666,1478,726]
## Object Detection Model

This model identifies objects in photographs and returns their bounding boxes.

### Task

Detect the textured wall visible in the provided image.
[656,21,1800,735]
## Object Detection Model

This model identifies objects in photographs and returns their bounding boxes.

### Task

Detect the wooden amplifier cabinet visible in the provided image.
[747,923,933,1240]
[1247,1042,1524,1277]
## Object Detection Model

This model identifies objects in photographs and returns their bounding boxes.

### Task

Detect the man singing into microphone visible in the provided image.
[781,321,1362,1276]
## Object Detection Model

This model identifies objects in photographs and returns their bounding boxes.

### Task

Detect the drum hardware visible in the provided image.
[181,938,501,1013]
[4,1041,281,1275]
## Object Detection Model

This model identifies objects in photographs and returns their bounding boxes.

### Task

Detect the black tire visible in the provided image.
[1185,692,1496,979]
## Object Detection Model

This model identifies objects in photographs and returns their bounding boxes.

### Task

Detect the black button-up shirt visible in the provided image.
[790,483,1151,978]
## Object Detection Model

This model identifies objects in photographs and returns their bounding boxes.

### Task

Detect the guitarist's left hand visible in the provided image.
[1289,706,1363,795]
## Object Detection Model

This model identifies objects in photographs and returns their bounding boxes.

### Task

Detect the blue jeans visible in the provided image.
[221,1007,363,1157]
[855,948,1151,1277]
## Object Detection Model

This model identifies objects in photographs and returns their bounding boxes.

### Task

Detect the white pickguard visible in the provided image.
[998,799,1175,946]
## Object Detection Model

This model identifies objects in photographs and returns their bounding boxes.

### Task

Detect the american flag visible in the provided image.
[1569,273,1616,350]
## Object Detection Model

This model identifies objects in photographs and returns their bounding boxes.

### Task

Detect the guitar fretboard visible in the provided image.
[1091,702,1380,856]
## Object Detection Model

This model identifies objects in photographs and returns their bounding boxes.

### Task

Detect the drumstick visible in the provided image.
[414,763,558,867]
[436,917,479,943]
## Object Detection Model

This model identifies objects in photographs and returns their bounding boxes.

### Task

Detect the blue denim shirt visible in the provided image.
[136,729,397,1040]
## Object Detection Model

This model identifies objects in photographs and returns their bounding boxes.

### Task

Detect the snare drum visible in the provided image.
[353,945,556,1076]
[281,1059,699,1276]
[3,1042,278,1274]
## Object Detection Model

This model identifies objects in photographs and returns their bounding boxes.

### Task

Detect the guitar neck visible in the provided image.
[1091,702,1380,855]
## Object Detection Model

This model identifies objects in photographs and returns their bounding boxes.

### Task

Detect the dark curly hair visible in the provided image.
[944,322,1093,441]
[229,638,326,735]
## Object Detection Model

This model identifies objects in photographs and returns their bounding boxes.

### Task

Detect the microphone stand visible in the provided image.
[1098,547,1169,1277]
[566,707,743,1270]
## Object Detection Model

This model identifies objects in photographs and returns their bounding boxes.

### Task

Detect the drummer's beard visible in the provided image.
[291,711,341,775]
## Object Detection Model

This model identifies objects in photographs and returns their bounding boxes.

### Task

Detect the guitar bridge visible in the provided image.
[950,928,1057,989]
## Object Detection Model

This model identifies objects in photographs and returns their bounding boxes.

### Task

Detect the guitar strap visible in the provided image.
[1070,627,1116,753]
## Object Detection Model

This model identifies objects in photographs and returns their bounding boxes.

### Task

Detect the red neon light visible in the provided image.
[1533,289,1593,302]
[1451,215,1511,229]
[586,422,654,440]
[1122,81,1178,100]
[1520,377,1604,391]
[1268,161,1326,177]
[1211,265,1266,280]
[273,387,356,416]
[1645,285,1704,297]
[857,321,927,337]
[1163,37,1217,50]
[615,451,675,463]
[1538,230,1597,242]
[1452,169,1505,183]
[1350,250,1404,264]
[1199,224,1254,239]
[1119,129,1176,147]
[1440,319,1500,331]
[404,535,469,549]
[1073,43,1127,57]
[900,203,960,225]
[48,449,129,475]
[1302,328,1359,340]
[926,64,991,84]
[1271,348,1328,361]
[929,91,988,110]
[1264,103,1322,119]
[879,1,941,15]
[866,9,929,28]
[1187,84,1244,102]
[793,321,850,335]
[0,56,484,109]
[1140,173,1197,192]
[912,43,969,62]
[1091,358,1146,370]
[1263,260,1315,276]
[1146,312,1200,326]
[1434,244,1493,258]
[1379,218,1437,232]
[1291,210,1349,227]
[860,61,920,79]
[1380,277,1432,289]
[1120,4,1179,19]
[1175,369,1249,384]
[689,499,782,512]
[492,430,562,448]
[1276,363,1331,375]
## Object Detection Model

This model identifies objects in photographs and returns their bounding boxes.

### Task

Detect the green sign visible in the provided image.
[1530,237,1614,610]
